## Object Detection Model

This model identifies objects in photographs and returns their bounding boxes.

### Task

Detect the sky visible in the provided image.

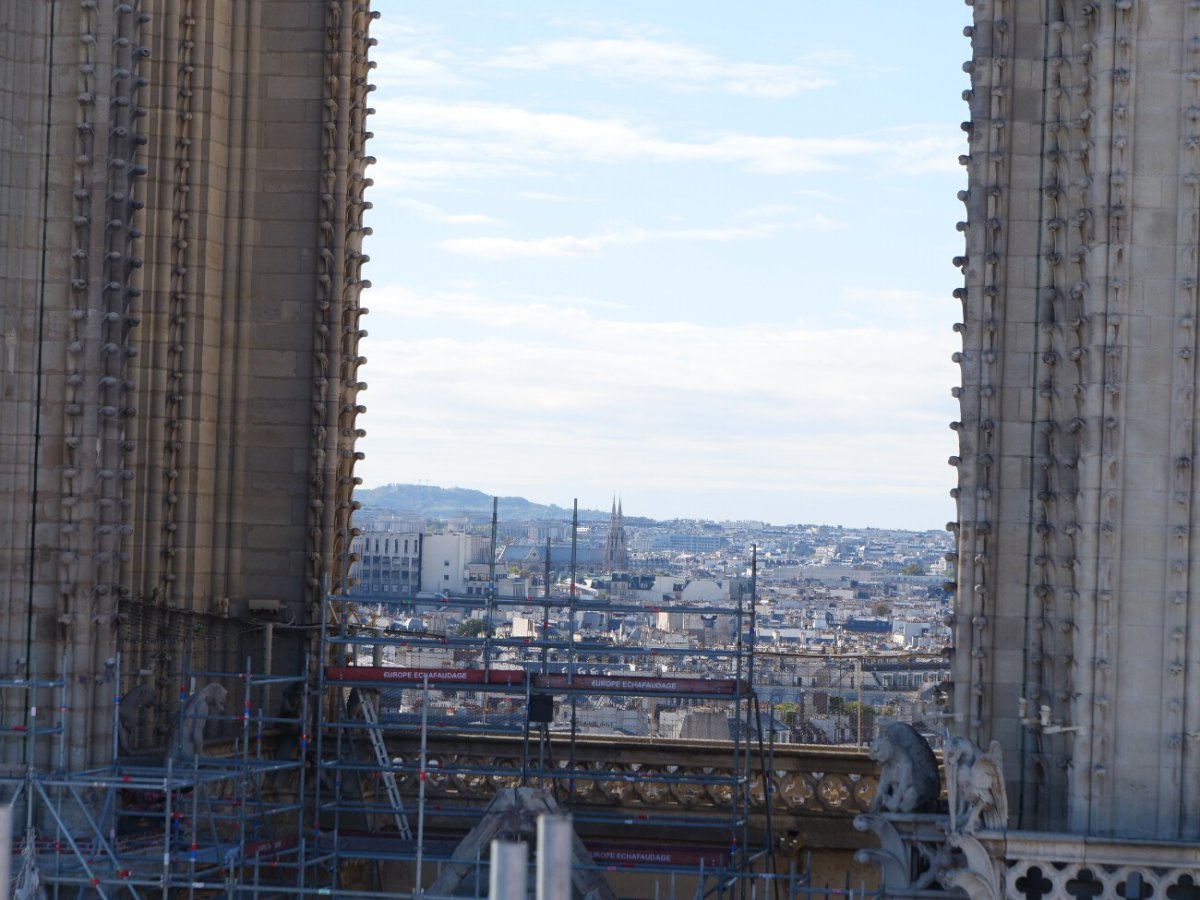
[356,2,971,530]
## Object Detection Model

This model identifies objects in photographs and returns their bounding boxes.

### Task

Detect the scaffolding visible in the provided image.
[0,657,310,898]
[0,604,776,900]
[0,549,817,898]
[313,572,773,898]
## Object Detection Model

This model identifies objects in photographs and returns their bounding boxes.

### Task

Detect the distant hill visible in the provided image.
[356,483,611,522]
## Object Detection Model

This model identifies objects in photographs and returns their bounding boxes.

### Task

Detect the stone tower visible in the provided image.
[952,0,1200,839]
[0,0,374,768]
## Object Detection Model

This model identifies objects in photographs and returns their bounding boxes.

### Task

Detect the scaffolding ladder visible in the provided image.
[357,691,412,839]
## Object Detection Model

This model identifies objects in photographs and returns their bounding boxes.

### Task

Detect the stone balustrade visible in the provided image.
[374,731,880,845]
[997,832,1200,900]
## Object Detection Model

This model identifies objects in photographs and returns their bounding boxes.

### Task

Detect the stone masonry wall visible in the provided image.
[954,0,1200,839]
[0,0,374,769]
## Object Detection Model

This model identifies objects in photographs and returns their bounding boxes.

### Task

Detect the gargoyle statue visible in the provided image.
[944,736,1008,832]
[868,721,940,814]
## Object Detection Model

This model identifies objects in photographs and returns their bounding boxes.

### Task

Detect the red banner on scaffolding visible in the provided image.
[532,673,739,695]
[325,667,740,695]
[586,842,728,867]
[242,833,298,859]
[324,666,526,686]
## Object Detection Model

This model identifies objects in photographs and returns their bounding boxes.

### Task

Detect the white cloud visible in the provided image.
[372,99,957,180]
[841,287,933,307]
[488,37,836,98]
[367,156,538,192]
[371,17,846,99]
[877,126,966,175]
[440,233,613,260]
[733,203,797,221]
[436,221,799,260]
[376,56,462,88]
[355,283,958,524]
[376,100,695,164]
[364,284,954,415]
[370,19,468,90]
[391,197,501,226]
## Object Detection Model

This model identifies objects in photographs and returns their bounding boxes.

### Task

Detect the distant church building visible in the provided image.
[602,498,630,572]
[952,0,1200,841]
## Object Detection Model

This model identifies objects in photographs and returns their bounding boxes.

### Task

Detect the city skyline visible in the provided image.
[358,3,970,529]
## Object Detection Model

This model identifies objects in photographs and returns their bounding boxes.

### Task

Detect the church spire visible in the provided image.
[603,493,629,573]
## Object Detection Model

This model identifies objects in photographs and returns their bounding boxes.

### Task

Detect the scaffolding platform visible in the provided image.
[0,513,796,897]
[315,546,771,899]
[0,659,313,898]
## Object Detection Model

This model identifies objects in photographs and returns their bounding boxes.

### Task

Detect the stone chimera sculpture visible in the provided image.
[868,721,940,814]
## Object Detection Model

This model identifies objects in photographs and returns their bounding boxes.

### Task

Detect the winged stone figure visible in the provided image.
[944,736,1007,832]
